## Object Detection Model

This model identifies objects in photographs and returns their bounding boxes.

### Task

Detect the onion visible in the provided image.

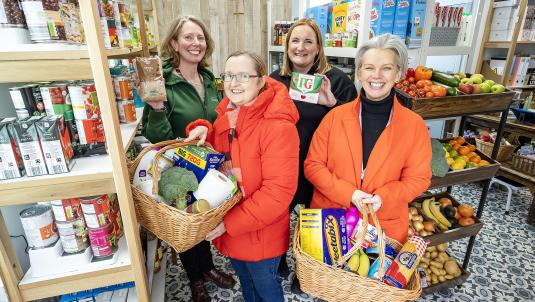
[413,221,424,232]
[408,227,415,237]
[409,207,419,216]
[423,221,435,232]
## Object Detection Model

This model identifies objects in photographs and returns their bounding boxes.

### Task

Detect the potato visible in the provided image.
[440,269,447,276]
[430,267,441,276]
[430,251,438,259]
[444,260,460,276]
[421,257,430,264]
[438,275,446,282]
[438,252,449,263]
[427,246,437,253]
[430,261,443,269]
[437,243,448,252]
[420,262,429,269]
[431,275,438,284]
[424,252,431,259]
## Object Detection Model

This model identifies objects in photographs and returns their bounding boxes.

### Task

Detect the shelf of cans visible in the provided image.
[0,0,155,51]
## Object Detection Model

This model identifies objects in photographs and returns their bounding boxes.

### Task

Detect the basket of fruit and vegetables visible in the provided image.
[417,243,469,293]
[128,139,241,253]
[430,137,500,188]
[395,67,515,119]
[474,131,518,162]
[409,193,482,246]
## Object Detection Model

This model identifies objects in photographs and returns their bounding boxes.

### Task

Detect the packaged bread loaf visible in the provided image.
[134,56,167,102]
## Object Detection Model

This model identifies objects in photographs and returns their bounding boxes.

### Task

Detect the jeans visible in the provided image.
[230,256,284,302]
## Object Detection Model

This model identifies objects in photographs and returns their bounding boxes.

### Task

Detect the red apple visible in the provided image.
[458,83,474,95]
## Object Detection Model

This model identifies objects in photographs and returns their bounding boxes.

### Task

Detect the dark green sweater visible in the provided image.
[141,59,219,143]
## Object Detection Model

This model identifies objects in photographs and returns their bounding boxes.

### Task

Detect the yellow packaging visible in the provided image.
[331,3,348,33]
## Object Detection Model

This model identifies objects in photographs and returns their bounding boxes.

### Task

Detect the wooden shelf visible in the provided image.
[508,85,535,89]
[18,237,132,301]
[516,41,535,44]
[484,41,511,48]
[0,110,142,205]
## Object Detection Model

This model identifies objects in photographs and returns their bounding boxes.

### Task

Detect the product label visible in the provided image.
[289,72,322,104]
[176,147,207,170]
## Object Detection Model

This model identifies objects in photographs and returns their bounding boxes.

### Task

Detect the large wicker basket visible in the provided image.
[293,205,422,302]
[475,138,517,162]
[128,139,241,252]
[511,153,535,176]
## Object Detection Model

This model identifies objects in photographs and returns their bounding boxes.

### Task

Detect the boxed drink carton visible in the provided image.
[36,115,75,174]
[300,208,348,265]
[370,0,397,37]
[170,145,224,182]
[0,118,24,180]
[12,116,48,177]
[289,72,323,104]
[392,0,411,40]
[406,0,427,48]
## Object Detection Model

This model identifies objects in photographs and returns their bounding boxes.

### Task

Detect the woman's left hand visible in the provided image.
[317,74,337,107]
[206,222,226,241]
[362,195,382,213]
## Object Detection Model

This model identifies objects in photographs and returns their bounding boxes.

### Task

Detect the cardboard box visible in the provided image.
[331,2,348,33]
[12,116,48,177]
[346,0,362,35]
[370,0,397,37]
[406,0,427,48]
[392,0,410,40]
[0,118,24,180]
[36,115,75,175]
[171,145,224,182]
[289,72,323,104]
[299,208,348,265]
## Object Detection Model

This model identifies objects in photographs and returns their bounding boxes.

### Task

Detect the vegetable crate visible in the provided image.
[422,252,470,295]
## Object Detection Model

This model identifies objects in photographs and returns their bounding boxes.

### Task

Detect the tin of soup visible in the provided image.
[88,223,117,258]
[20,205,58,248]
[56,216,89,253]
[51,199,82,222]
[79,194,110,228]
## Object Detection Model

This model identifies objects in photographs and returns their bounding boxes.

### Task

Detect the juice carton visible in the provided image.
[170,145,224,182]
[12,116,48,177]
[300,208,348,265]
[406,0,428,48]
[0,118,25,180]
[289,72,323,104]
[36,115,75,174]
[392,0,411,40]
[370,0,397,37]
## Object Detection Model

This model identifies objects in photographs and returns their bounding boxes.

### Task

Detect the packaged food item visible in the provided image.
[56,216,89,253]
[300,208,348,265]
[350,218,385,250]
[1,0,27,26]
[383,236,428,288]
[51,199,82,222]
[169,145,224,182]
[20,0,66,42]
[35,115,75,174]
[134,56,167,102]
[288,72,323,104]
[0,118,24,180]
[20,205,58,249]
[117,99,136,123]
[12,116,48,177]
[367,244,397,280]
[79,194,111,228]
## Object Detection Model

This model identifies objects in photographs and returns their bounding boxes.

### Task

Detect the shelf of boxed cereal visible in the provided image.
[0,107,143,207]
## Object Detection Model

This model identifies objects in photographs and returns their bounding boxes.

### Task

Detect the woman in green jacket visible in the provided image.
[140,16,235,302]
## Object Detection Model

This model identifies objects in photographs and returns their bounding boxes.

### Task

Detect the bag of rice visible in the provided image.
[134,56,167,102]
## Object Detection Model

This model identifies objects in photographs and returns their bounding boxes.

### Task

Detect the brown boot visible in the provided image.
[190,280,211,302]
[202,269,236,289]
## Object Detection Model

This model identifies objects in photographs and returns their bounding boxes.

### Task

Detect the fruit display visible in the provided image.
[408,206,436,237]
[413,196,476,232]
[443,136,491,170]
[418,243,463,287]
[453,72,506,95]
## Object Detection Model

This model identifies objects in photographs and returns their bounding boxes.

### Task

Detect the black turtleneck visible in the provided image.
[361,88,395,169]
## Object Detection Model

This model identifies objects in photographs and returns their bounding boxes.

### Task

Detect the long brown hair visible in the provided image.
[161,16,214,69]
[279,18,331,76]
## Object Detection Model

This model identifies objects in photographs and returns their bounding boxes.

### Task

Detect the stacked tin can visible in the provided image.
[52,199,89,254]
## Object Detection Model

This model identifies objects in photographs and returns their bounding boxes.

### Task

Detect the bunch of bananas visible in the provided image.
[345,248,370,277]
[422,198,451,231]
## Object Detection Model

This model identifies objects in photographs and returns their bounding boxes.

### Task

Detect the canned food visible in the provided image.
[79,194,111,228]
[88,223,117,258]
[117,100,136,123]
[40,83,74,120]
[51,199,82,222]
[20,205,58,249]
[113,75,133,100]
[20,0,66,42]
[56,216,89,253]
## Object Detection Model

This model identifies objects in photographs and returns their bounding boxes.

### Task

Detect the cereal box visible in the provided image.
[289,72,323,104]
[346,0,362,35]
[305,5,329,38]
[370,0,397,37]
[392,0,411,40]
[406,0,427,48]
[300,208,348,265]
[170,145,224,182]
[0,118,24,180]
[331,2,348,33]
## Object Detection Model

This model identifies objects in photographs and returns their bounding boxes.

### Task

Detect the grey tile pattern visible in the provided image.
[165,183,535,301]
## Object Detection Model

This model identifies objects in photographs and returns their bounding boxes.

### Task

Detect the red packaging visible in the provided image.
[447,6,454,28]
[51,199,83,222]
[440,6,448,28]
[75,118,106,145]
[36,115,75,174]
[79,194,111,228]
[88,223,116,258]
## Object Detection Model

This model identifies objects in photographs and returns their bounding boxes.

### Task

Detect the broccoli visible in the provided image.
[158,167,199,210]
[431,138,449,177]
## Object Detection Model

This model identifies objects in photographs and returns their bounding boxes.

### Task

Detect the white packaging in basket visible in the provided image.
[193,169,235,208]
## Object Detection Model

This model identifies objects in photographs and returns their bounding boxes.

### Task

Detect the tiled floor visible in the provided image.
[165,183,535,301]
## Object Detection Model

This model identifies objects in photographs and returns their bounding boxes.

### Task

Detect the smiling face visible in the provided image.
[171,21,207,65]
[287,25,320,73]
[357,48,401,101]
[224,55,266,106]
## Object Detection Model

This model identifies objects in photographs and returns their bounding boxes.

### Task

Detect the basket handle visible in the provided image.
[336,201,387,279]
[130,139,183,171]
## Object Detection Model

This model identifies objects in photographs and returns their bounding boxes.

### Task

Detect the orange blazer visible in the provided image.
[304,95,432,243]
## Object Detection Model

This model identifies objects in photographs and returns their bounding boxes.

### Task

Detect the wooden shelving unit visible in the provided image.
[0,1,151,301]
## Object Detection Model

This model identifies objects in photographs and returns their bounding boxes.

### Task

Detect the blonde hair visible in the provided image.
[227,50,267,76]
[355,33,408,81]
[161,16,214,69]
[279,18,331,76]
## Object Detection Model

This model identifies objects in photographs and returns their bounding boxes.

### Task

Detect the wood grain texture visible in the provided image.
[0,213,23,302]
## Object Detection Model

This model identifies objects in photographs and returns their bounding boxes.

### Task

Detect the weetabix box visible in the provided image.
[370,0,397,37]
[393,0,411,40]
[406,0,427,48]
[12,116,48,177]
[0,118,25,180]
[36,115,75,175]
[171,145,224,182]
[299,208,348,265]
[289,72,323,104]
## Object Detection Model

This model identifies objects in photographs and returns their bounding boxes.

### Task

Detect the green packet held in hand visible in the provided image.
[289,72,322,104]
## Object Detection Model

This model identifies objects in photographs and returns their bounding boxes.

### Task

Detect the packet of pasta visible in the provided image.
[134,56,167,102]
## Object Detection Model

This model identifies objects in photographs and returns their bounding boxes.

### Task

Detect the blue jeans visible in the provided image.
[230,256,284,302]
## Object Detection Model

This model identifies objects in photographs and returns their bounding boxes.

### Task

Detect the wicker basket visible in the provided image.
[475,138,517,162]
[511,153,535,176]
[293,205,422,302]
[128,139,241,253]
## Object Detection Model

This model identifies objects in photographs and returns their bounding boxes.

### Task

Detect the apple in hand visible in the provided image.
[458,83,474,94]
[491,84,506,93]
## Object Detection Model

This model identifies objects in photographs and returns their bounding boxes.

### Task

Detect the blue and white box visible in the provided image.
[406,0,427,48]
[370,0,397,37]
[393,0,411,40]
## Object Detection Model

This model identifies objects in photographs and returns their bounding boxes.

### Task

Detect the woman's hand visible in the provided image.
[362,195,382,213]
[206,222,226,241]
[351,190,372,212]
[184,126,208,146]
[133,76,165,110]
[317,74,337,107]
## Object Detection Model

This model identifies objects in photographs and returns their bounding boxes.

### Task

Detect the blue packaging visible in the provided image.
[370,0,397,37]
[305,5,329,38]
[170,145,224,182]
[406,0,427,48]
[392,0,411,40]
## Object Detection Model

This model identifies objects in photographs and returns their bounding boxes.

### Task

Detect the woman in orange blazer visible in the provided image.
[304,34,432,244]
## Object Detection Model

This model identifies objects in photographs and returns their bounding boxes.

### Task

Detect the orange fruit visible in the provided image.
[470,155,481,164]
[449,139,458,146]
[458,146,470,155]
[455,136,466,145]
[466,151,477,158]
[452,144,461,151]
[478,160,490,166]
[467,144,476,152]
[460,155,470,163]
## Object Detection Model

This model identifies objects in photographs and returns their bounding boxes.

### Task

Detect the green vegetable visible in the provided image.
[431,139,449,177]
[432,71,460,87]
[158,167,199,210]
[433,81,457,96]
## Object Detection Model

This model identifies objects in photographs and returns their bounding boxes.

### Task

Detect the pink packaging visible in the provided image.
[88,223,116,258]
[440,6,448,28]
[447,7,454,27]
[457,7,464,28]
[434,3,440,27]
